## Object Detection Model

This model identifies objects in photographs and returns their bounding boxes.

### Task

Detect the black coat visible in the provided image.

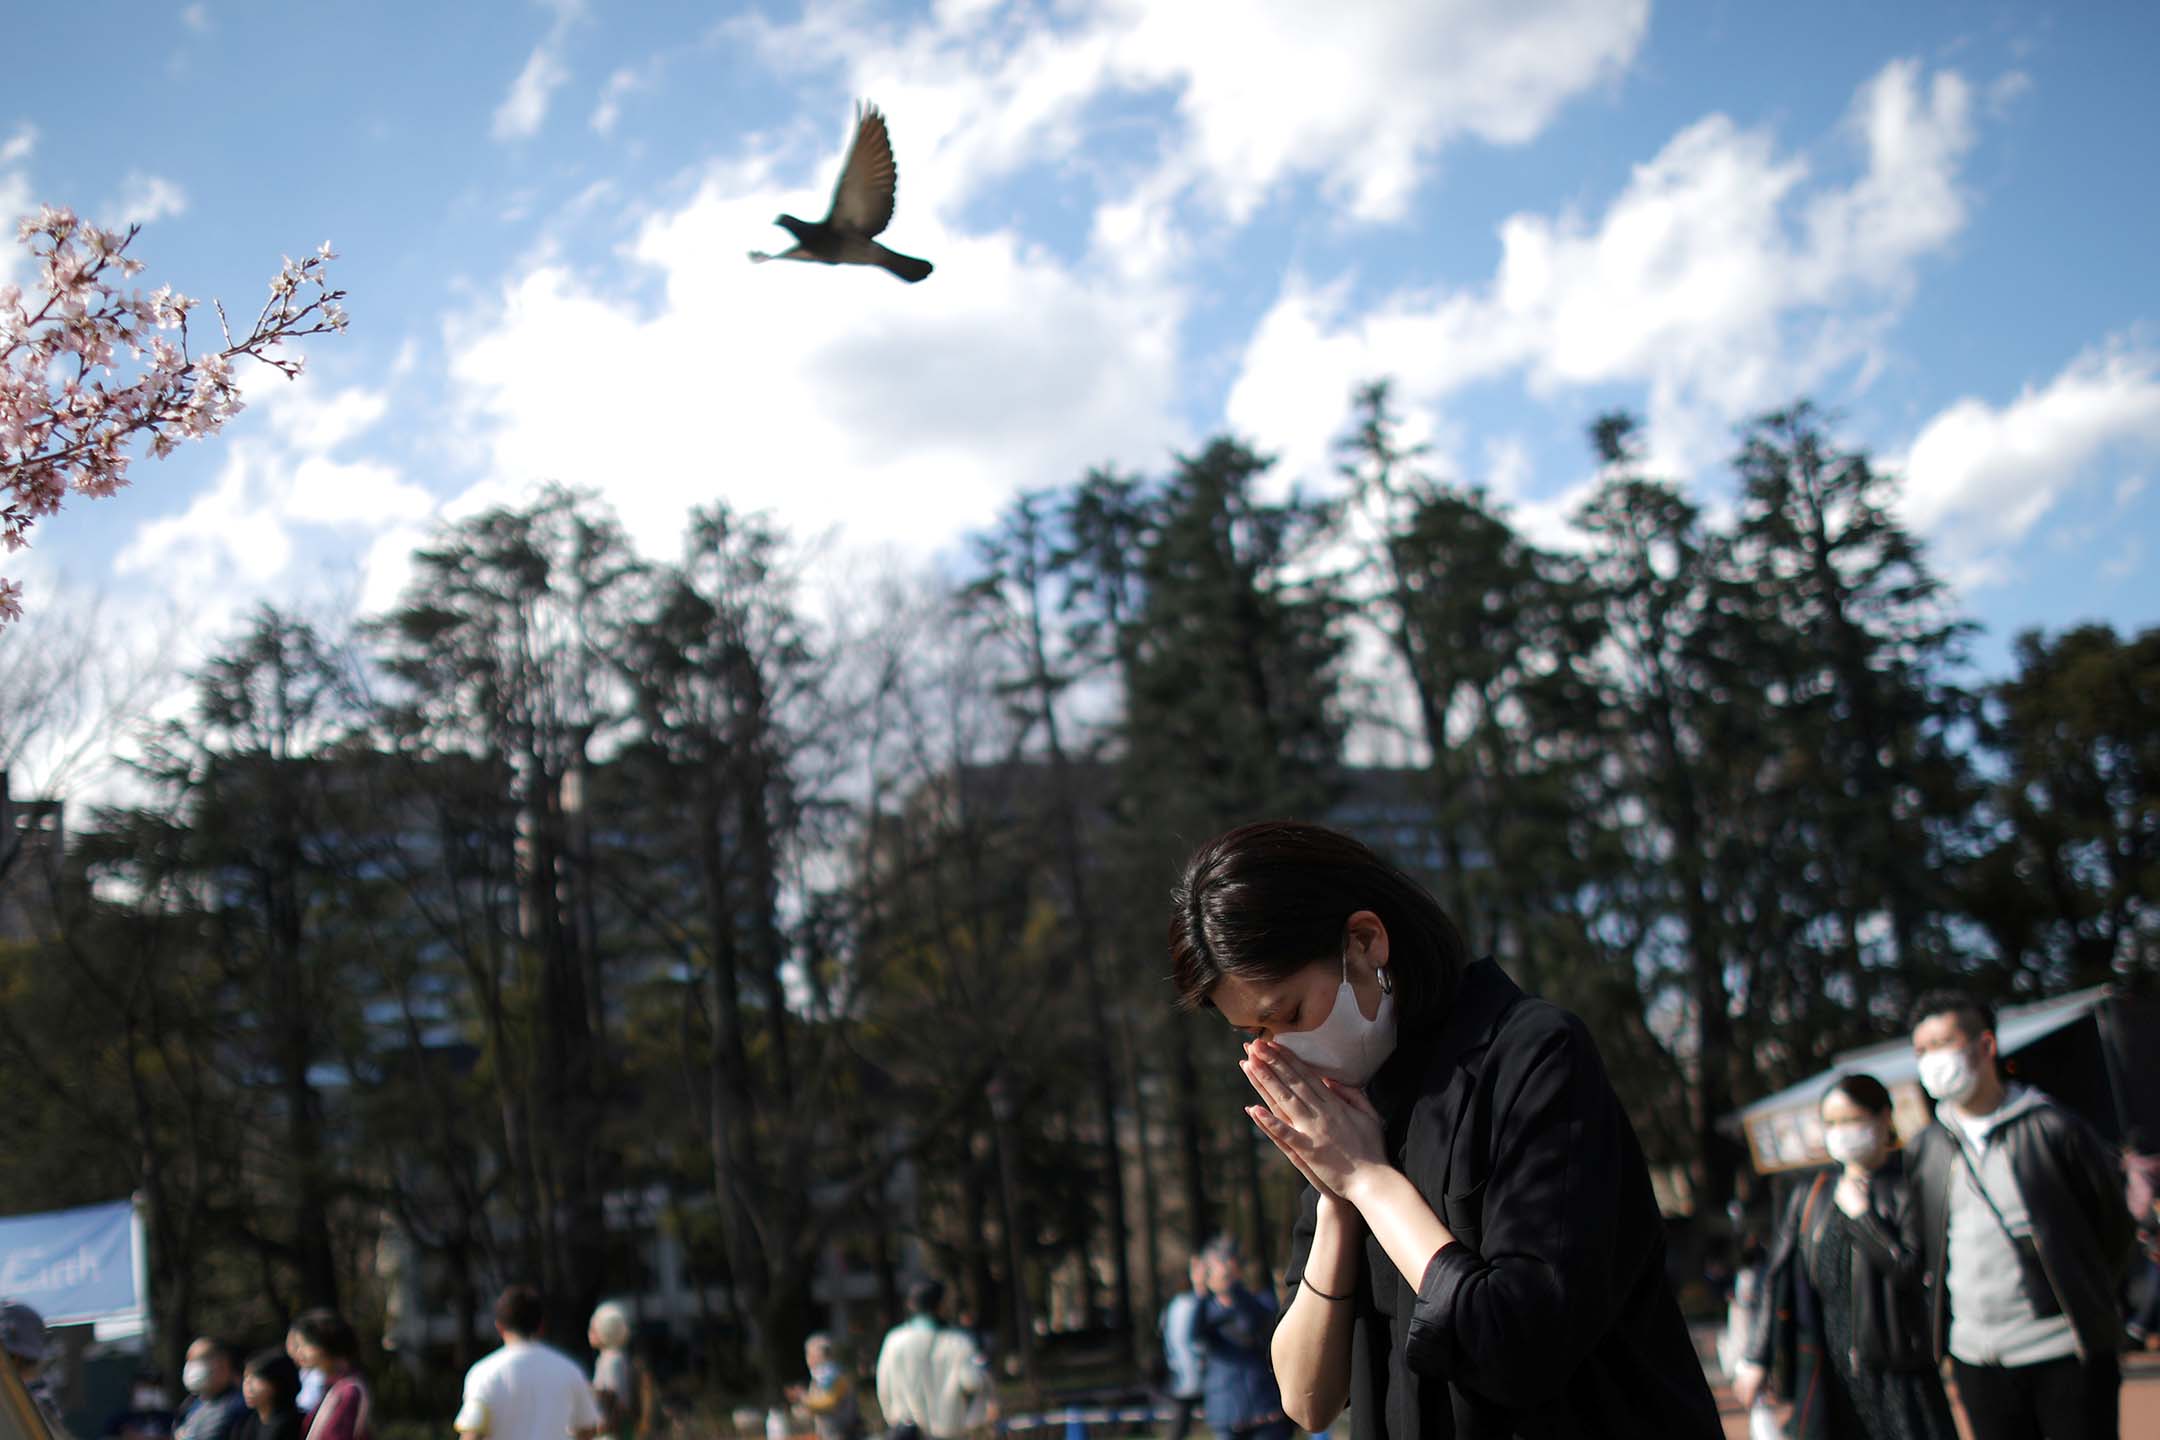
[233,1411,302,1440]
[1903,1095,2133,1362]
[1746,1161,1936,1380]
[1283,959,1721,1440]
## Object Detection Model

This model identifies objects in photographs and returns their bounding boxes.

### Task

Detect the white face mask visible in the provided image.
[1918,1045,1979,1105]
[1274,951,1397,1086]
[1823,1121,1883,1168]
[182,1361,213,1396]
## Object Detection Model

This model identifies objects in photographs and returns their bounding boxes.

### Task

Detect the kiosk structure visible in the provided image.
[1729,984,2159,1177]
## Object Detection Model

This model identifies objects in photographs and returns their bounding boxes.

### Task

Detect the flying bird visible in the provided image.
[749,103,934,283]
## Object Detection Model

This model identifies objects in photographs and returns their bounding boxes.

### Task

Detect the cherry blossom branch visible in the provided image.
[1,206,350,622]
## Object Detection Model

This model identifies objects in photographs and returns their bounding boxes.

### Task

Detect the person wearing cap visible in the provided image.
[2,1298,73,1440]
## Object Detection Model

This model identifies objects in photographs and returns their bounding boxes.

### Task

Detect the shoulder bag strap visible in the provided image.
[1801,1170,1828,1228]
[1949,1126,2026,1246]
[1795,1169,1834,1280]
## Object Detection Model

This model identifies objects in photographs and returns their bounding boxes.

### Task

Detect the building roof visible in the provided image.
[1728,985,2115,1173]
[1732,984,2110,1125]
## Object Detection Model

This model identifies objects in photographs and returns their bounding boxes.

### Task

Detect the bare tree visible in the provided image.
[0,589,173,887]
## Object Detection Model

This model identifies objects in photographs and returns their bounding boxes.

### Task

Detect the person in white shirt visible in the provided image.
[873,1282,988,1440]
[585,1304,640,1440]
[454,1287,601,1440]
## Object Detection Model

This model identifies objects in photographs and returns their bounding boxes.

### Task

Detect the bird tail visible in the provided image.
[874,245,934,283]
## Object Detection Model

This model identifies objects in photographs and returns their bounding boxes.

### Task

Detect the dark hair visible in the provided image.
[906,1280,946,1317]
[495,1285,546,1337]
[290,1310,359,1363]
[191,1337,238,1370]
[244,1352,301,1412]
[1169,820,1467,1027]
[1909,989,1995,1041]
[1824,1072,1894,1117]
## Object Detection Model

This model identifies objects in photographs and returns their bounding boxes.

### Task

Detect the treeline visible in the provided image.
[0,386,2151,1406]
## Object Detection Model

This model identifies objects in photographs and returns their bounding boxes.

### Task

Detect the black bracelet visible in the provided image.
[1299,1280,1351,1302]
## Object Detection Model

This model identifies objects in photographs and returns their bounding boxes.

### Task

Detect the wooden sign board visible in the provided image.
[1741,1080,1933,1176]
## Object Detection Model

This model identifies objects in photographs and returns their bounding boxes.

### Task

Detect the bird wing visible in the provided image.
[825,103,899,238]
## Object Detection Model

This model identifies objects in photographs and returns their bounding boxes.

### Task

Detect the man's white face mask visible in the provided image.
[1917,1045,1980,1105]
[1274,949,1397,1086]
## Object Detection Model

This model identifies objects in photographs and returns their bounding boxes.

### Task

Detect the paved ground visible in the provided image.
[1711,1349,2160,1439]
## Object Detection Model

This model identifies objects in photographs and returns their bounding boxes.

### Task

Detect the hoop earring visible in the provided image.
[1376,965,1393,995]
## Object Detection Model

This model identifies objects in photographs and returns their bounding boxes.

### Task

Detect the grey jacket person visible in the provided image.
[1903,1087,2134,1363]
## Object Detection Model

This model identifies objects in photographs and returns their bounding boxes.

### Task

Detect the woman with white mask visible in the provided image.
[1734,1075,1956,1440]
[1169,820,1721,1440]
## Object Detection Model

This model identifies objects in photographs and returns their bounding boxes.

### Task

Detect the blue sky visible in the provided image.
[5,0,2158,693]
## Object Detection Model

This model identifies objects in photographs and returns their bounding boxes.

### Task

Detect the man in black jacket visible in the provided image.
[1904,990,2133,1440]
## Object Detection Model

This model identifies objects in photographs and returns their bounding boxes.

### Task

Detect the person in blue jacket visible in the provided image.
[1190,1239,1287,1440]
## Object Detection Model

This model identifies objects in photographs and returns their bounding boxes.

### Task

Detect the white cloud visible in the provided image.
[421,157,1187,609]
[1477,432,1600,553]
[1103,0,1648,223]
[117,450,300,594]
[1225,58,1983,487]
[1898,342,2160,581]
[114,378,431,626]
[1088,177,1183,284]
[357,521,434,617]
[111,172,189,228]
[1482,435,1534,501]
[1986,70,2032,118]
[0,127,34,290]
[590,66,645,136]
[491,0,584,142]
[181,4,209,32]
[741,0,1646,227]
[1802,60,1973,292]
[493,48,569,141]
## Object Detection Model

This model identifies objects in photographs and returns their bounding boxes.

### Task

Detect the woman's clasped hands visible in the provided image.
[1241,1037,1389,1202]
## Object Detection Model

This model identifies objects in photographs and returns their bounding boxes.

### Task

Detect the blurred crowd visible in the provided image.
[4,981,2150,1440]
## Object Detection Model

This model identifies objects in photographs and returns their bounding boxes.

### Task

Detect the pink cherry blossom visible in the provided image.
[1,209,348,622]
